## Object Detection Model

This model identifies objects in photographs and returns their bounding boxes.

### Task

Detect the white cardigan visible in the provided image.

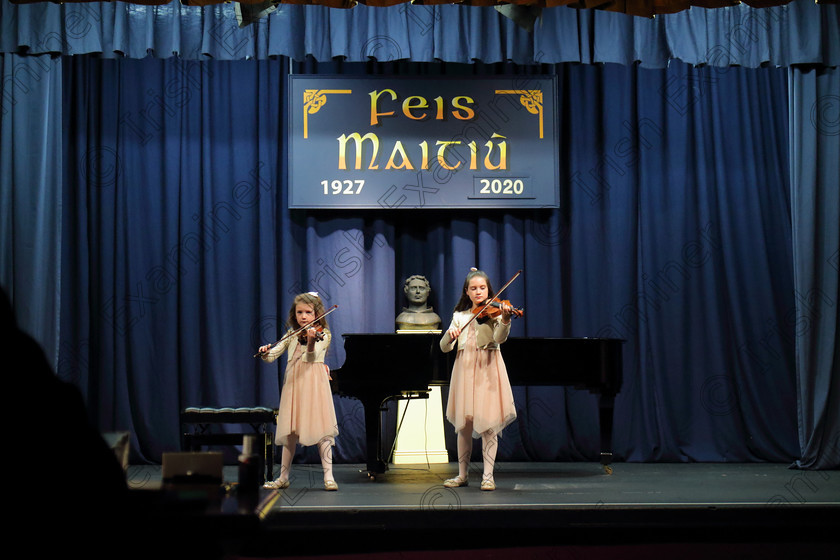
[439,310,511,353]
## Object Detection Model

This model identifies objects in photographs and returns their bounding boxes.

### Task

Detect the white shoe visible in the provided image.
[443,476,469,488]
[263,478,290,489]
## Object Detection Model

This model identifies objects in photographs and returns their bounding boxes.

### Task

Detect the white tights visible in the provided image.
[456,419,498,482]
[278,434,335,483]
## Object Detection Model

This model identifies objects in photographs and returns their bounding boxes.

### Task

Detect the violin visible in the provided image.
[298,324,326,344]
[473,299,524,323]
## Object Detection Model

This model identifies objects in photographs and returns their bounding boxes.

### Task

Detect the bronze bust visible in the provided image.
[396,275,441,331]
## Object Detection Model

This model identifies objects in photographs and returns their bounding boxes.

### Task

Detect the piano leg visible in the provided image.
[599,394,615,475]
[362,397,388,478]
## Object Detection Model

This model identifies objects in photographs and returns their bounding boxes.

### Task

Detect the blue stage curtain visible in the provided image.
[58,56,288,461]
[1,0,837,67]
[525,61,797,463]
[788,64,840,470]
[0,53,63,368]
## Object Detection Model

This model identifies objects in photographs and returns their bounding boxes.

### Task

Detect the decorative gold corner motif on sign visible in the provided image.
[495,90,544,139]
[303,89,352,139]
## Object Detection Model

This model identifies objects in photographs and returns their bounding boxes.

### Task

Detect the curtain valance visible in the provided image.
[1,0,837,67]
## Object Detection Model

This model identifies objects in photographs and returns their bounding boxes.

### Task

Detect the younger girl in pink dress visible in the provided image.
[440,269,517,491]
[258,293,339,491]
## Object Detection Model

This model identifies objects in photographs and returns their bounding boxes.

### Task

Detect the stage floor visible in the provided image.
[126,461,840,558]
[254,460,840,510]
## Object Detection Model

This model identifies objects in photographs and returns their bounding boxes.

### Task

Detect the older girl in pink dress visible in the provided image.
[258,293,339,491]
[440,269,517,491]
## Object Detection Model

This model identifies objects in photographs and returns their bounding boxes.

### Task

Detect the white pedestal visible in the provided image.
[392,385,449,464]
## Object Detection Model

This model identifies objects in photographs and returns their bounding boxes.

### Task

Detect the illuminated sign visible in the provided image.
[288,75,559,209]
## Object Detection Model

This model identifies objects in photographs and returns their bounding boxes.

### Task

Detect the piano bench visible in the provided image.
[180,407,277,482]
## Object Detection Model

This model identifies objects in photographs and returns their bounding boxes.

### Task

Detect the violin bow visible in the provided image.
[254,304,339,357]
[459,269,522,332]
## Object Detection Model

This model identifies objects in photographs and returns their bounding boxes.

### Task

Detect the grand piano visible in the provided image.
[331,333,624,477]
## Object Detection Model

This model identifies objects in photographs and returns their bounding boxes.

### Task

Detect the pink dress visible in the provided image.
[446,321,517,438]
[275,343,338,447]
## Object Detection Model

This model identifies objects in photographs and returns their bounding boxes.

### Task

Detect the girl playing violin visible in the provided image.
[439,269,517,491]
[258,292,339,491]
